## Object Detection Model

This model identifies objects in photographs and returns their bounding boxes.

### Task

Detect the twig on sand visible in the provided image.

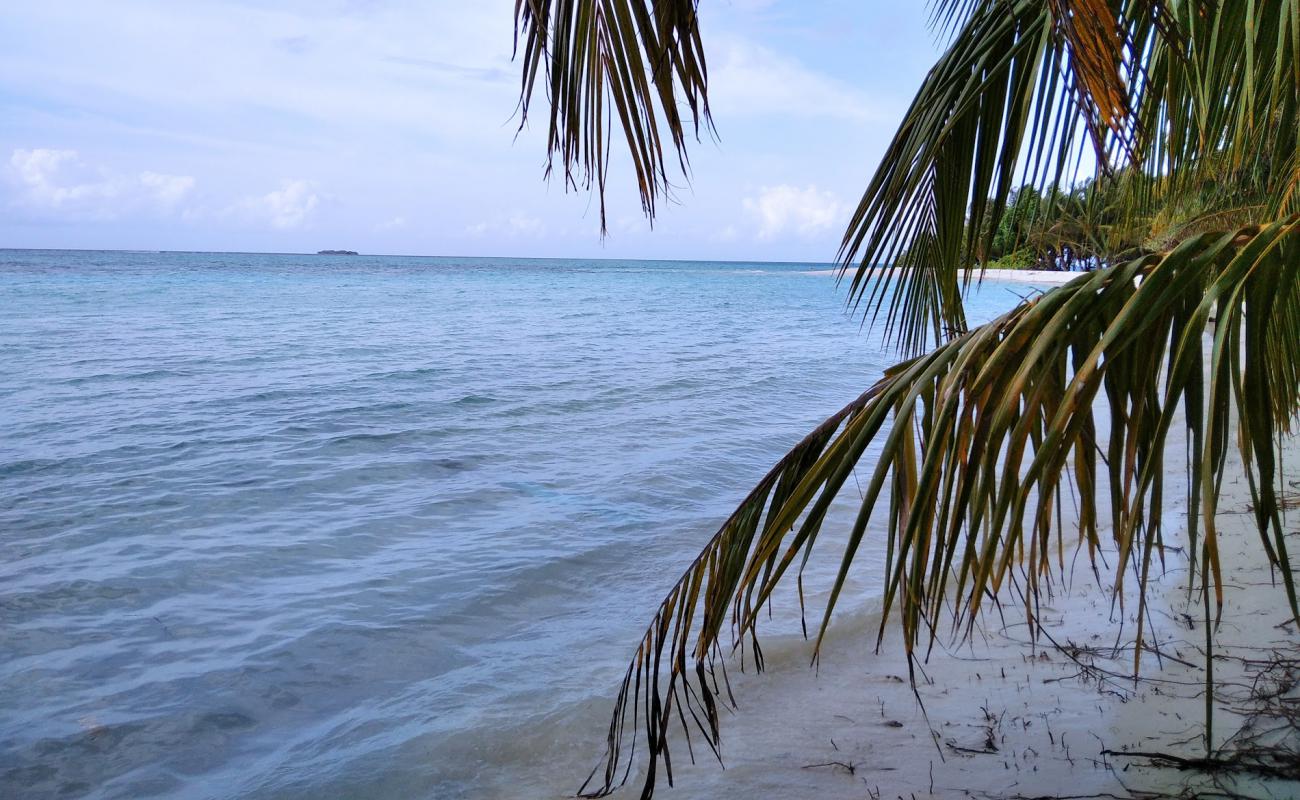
[1099,748,1299,781]
[801,759,857,775]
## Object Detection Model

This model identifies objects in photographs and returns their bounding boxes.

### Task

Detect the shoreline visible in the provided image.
[532,434,1299,799]
[806,267,1084,285]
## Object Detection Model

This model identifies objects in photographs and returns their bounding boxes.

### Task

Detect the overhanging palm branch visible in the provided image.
[513,0,711,233]
[582,220,1300,799]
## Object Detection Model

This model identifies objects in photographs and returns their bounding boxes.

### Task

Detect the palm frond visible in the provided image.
[513,0,712,233]
[582,220,1300,798]
[1133,2,1300,216]
[839,0,1169,350]
[839,1,1300,350]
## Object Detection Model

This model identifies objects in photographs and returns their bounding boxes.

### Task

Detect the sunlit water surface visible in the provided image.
[0,250,1058,798]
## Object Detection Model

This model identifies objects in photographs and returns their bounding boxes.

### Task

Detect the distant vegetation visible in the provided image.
[977,165,1272,271]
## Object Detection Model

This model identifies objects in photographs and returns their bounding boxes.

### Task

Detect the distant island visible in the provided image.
[316,250,358,256]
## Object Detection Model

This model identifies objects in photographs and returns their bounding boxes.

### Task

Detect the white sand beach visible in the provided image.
[537,434,1300,800]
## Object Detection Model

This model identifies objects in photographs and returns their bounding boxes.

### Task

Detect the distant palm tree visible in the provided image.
[513,2,1300,797]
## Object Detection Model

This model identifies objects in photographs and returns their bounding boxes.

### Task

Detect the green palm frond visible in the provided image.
[581,221,1300,798]
[513,0,711,233]
[839,0,1170,350]
[1147,1,1300,215]
[845,0,1300,348]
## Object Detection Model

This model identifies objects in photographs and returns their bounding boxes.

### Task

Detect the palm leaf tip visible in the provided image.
[583,222,1300,798]
[513,0,713,234]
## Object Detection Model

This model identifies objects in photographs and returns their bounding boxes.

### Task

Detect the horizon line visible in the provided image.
[0,246,845,268]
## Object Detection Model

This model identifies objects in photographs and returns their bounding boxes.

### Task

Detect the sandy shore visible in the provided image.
[806,267,1083,285]
[580,435,1300,799]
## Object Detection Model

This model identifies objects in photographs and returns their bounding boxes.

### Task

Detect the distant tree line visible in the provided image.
[977,157,1273,271]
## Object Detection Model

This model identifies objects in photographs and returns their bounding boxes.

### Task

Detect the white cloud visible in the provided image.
[11,148,114,208]
[139,171,195,206]
[8,148,194,216]
[508,213,541,235]
[376,215,407,231]
[713,224,740,243]
[710,37,881,122]
[466,212,544,238]
[743,184,844,239]
[241,179,320,229]
[612,214,649,235]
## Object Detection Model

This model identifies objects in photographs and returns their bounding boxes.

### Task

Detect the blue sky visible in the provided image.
[1,1,942,261]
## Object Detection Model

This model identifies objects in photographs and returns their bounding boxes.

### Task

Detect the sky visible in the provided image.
[1,1,943,262]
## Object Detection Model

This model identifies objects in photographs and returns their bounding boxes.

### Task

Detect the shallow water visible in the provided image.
[0,250,1055,798]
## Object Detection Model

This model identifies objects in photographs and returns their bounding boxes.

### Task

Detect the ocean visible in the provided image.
[0,250,1058,799]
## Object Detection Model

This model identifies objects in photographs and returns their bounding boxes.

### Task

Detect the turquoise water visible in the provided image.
[0,250,1051,799]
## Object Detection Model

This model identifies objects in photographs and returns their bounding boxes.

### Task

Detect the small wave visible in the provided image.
[368,366,448,381]
[426,456,483,472]
[0,457,64,476]
[318,430,412,447]
[59,368,187,386]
